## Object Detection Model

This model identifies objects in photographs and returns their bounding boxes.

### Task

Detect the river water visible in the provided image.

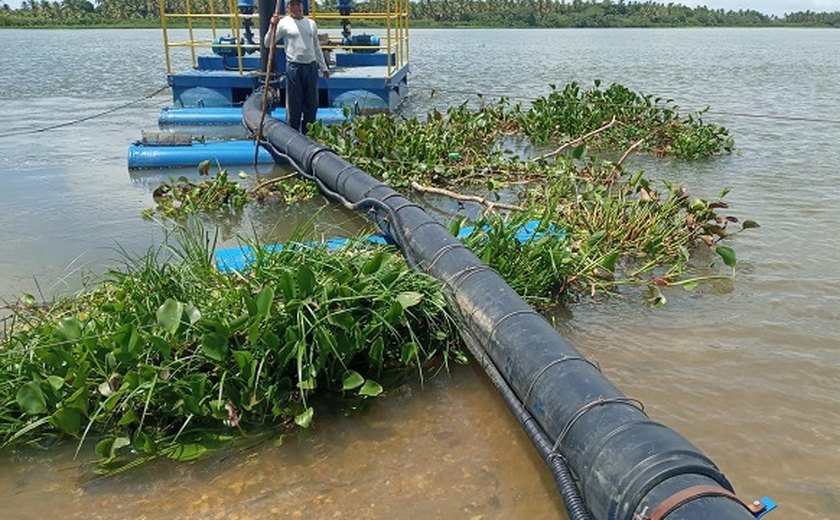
[1,28,839,519]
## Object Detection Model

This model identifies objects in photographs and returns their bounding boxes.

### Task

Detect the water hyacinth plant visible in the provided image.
[447,153,755,306]
[145,81,749,304]
[143,169,249,220]
[513,81,734,158]
[309,80,734,191]
[0,227,463,473]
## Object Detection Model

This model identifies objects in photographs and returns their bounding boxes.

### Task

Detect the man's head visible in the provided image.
[287,0,303,19]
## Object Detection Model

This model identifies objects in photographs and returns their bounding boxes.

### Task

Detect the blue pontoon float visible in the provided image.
[128,0,409,169]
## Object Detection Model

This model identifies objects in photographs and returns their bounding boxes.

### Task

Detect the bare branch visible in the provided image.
[410,181,524,211]
[532,116,618,162]
[249,172,299,193]
[617,138,646,166]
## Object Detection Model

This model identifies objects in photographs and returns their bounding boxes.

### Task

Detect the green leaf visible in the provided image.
[134,430,156,454]
[16,382,47,415]
[400,342,418,366]
[197,160,211,176]
[342,371,365,391]
[184,305,202,325]
[150,336,171,360]
[369,337,384,371]
[362,251,386,274]
[156,299,184,335]
[65,386,89,415]
[279,270,296,301]
[359,380,383,397]
[571,142,586,160]
[57,317,82,341]
[742,220,760,230]
[256,286,275,318]
[118,409,138,426]
[111,436,131,459]
[202,333,229,362]
[166,443,208,461]
[232,350,255,372]
[396,291,423,309]
[297,265,315,297]
[383,301,403,325]
[263,331,280,349]
[715,246,737,268]
[587,230,606,246]
[600,251,620,272]
[295,407,314,428]
[248,320,262,346]
[46,375,65,392]
[95,438,113,459]
[52,407,82,436]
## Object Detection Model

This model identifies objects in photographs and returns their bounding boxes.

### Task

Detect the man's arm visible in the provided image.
[311,20,330,78]
[263,14,286,48]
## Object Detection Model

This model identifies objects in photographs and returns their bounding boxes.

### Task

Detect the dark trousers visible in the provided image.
[286,61,319,135]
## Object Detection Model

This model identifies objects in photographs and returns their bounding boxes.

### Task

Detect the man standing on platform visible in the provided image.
[265,0,330,134]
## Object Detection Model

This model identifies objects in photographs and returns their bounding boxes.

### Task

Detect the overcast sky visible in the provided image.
[2,0,839,15]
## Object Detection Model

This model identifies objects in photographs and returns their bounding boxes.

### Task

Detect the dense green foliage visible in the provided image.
[308,84,746,302]
[143,169,249,220]
[309,80,733,190]
[0,77,755,472]
[0,228,462,472]
[1,0,839,27]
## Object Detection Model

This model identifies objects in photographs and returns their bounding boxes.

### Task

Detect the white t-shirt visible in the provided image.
[264,16,328,72]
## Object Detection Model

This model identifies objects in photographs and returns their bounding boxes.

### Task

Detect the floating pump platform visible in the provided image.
[129,0,410,170]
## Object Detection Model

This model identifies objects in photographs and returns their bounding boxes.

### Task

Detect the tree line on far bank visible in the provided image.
[1,0,839,28]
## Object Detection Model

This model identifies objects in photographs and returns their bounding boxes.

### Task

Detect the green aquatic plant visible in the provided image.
[141,82,747,305]
[447,151,755,304]
[143,168,248,220]
[310,81,734,183]
[0,226,462,474]
[144,164,318,220]
[515,81,734,157]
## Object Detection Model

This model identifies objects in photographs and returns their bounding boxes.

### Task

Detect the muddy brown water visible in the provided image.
[2,28,839,518]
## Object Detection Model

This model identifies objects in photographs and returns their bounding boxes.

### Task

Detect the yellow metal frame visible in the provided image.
[160,0,410,78]
[310,0,410,78]
[159,0,255,76]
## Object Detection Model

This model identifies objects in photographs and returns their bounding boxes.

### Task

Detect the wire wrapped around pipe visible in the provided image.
[460,326,592,520]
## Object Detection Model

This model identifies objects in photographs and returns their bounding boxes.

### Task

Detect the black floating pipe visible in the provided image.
[242,94,756,520]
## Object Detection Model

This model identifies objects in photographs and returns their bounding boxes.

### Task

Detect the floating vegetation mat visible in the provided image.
[0,82,753,473]
[309,80,734,192]
[0,228,463,474]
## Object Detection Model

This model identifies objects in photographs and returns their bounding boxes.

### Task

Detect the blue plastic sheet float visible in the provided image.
[214,220,564,273]
[127,139,274,169]
[158,107,349,126]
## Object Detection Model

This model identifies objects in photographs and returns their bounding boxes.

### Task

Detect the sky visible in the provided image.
[2,0,839,15]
